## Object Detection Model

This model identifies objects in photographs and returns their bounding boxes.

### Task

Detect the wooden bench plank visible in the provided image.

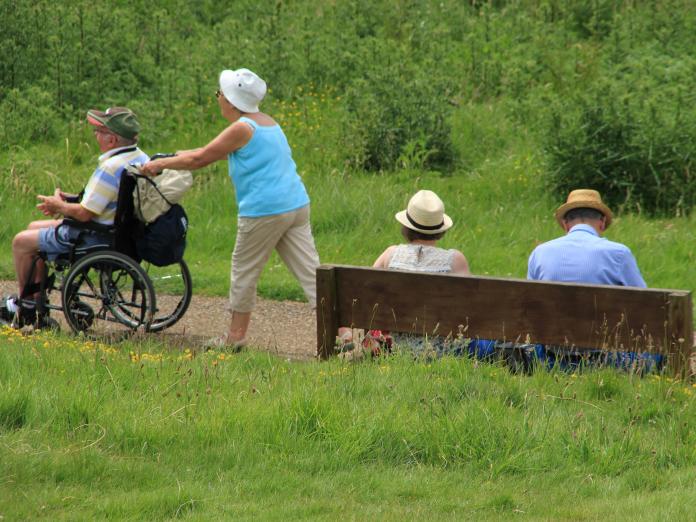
[316,265,693,375]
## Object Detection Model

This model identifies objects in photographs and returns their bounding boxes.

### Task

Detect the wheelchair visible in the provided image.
[17,162,192,338]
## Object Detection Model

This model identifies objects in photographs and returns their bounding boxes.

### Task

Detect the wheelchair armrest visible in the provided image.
[62,218,114,235]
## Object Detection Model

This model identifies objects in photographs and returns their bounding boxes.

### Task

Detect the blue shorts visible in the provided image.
[38,225,110,261]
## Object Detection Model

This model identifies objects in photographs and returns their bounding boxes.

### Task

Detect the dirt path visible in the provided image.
[0,281,317,360]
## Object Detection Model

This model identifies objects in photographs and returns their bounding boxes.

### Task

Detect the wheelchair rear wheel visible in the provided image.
[141,259,193,332]
[62,251,156,336]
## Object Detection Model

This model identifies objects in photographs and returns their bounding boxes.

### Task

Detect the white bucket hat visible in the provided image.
[395,190,453,235]
[219,68,267,113]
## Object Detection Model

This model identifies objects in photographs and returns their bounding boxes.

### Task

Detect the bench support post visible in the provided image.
[316,266,339,359]
[667,292,694,378]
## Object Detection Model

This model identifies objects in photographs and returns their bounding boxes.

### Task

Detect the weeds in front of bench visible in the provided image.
[336,306,669,378]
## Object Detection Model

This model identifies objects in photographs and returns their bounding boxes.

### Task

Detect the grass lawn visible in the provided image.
[2,327,695,520]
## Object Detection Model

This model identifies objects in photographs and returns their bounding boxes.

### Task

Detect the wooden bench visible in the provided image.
[316,265,694,376]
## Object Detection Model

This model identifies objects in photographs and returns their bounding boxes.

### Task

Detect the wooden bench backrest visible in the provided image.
[316,265,693,375]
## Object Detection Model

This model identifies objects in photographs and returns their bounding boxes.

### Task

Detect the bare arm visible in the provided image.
[174,147,204,155]
[373,245,397,269]
[140,121,253,175]
[450,250,470,275]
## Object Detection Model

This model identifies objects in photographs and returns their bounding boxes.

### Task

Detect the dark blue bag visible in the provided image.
[135,203,188,267]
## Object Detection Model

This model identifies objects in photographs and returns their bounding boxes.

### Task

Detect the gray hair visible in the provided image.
[563,207,604,222]
[114,134,138,147]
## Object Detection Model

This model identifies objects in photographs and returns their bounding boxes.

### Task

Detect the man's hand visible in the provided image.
[36,188,65,217]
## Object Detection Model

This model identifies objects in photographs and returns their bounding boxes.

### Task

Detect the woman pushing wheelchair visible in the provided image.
[141,68,320,350]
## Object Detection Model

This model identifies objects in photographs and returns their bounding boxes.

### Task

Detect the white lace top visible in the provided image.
[387,244,455,273]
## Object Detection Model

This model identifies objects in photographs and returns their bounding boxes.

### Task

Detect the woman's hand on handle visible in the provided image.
[140,159,168,177]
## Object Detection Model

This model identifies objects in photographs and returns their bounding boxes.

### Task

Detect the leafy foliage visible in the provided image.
[344,57,455,171]
[4,1,695,182]
[0,87,61,143]
[545,51,696,216]
[3,0,696,290]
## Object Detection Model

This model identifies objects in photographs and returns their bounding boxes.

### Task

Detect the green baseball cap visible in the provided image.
[87,106,140,139]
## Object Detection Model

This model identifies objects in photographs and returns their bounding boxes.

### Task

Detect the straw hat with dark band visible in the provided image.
[395,190,453,235]
[555,189,613,229]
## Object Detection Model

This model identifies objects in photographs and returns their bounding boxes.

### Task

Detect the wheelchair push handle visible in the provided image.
[147,152,177,176]
[126,153,177,177]
[149,152,176,162]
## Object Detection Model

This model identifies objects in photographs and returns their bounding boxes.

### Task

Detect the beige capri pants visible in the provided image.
[229,205,320,312]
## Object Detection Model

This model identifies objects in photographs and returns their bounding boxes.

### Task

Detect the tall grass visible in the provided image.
[1,327,695,519]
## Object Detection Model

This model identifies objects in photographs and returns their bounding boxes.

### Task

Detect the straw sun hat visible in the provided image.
[395,190,453,235]
[555,189,613,229]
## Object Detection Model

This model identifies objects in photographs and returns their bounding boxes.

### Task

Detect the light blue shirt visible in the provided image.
[527,224,646,287]
[228,117,309,218]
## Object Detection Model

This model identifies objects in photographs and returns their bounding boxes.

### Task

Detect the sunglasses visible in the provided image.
[215,89,223,98]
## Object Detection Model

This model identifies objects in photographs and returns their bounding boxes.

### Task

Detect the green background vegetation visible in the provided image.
[2,0,696,304]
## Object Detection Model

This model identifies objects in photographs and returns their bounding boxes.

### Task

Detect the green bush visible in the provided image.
[0,87,62,144]
[563,0,618,39]
[344,55,456,172]
[544,56,696,217]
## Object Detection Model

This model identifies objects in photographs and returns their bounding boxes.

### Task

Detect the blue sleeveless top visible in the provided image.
[228,117,310,217]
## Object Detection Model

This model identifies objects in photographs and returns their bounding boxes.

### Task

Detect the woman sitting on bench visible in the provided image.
[339,189,472,358]
[372,189,469,276]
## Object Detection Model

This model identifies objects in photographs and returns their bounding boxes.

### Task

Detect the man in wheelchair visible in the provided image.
[0,107,148,328]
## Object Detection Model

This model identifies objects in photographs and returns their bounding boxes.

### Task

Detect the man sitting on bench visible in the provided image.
[527,188,650,369]
[528,189,645,288]
[0,107,148,328]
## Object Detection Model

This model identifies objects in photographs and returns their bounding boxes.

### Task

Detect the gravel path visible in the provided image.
[7,278,693,370]
[0,280,317,360]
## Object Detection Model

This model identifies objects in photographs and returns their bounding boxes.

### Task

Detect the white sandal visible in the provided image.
[203,335,247,352]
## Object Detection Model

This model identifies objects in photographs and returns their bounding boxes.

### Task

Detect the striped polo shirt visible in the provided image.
[81,145,149,225]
